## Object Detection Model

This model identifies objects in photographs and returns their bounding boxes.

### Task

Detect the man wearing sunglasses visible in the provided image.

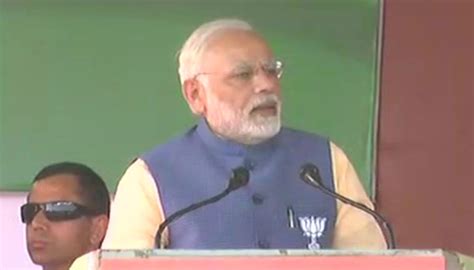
[21,162,110,270]
[104,18,385,250]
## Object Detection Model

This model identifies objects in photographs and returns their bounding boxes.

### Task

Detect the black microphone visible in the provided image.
[299,163,396,249]
[155,167,250,248]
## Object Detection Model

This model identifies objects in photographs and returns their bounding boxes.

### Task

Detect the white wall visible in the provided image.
[0,193,40,270]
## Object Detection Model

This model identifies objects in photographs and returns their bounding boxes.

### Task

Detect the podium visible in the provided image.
[98,249,474,270]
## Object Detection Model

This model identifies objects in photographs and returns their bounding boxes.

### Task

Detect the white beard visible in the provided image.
[205,91,282,145]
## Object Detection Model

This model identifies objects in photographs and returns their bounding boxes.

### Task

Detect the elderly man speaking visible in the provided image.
[103,18,386,250]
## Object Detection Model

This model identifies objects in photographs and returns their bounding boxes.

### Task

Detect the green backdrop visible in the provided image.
[0,0,381,193]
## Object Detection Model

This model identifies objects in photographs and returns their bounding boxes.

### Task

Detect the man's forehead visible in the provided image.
[204,30,273,57]
[202,36,274,74]
[232,58,277,68]
[28,174,82,202]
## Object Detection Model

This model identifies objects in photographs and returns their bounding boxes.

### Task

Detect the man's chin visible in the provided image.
[30,253,51,266]
[29,248,61,266]
[245,122,281,142]
[249,113,280,123]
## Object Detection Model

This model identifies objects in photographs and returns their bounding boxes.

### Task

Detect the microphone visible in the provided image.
[155,167,250,248]
[299,163,396,249]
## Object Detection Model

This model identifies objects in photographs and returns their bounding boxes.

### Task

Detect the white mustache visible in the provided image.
[246,94,281,114]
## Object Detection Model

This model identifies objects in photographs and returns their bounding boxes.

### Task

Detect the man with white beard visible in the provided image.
[103,18,386,250]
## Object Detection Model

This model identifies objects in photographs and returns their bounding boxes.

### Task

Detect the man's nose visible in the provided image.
[252,69,280,94]
[30,210,48,230]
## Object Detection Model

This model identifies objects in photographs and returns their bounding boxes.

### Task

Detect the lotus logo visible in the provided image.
[298,216,327,250]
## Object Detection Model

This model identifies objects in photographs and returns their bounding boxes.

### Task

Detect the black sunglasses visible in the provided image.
[20,201,100,224]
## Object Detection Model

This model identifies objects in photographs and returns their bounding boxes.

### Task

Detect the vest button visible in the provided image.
[243,159,255,171]
[251,193,264,205]
[257,240,270,249]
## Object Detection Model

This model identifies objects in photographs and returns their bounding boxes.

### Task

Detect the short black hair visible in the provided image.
[33,162,110,218]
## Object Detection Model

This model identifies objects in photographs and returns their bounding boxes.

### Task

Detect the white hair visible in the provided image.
[177,18,254,85]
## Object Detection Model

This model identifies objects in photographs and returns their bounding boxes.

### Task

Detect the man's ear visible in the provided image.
[182,78,207,116]
[89,215,109,249]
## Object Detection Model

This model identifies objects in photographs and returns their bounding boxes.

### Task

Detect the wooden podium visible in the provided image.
[98,249,473,270]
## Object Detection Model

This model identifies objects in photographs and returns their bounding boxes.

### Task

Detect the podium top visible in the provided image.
[101,248,447,258]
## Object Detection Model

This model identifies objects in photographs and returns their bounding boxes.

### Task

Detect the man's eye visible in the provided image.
[265,67,278,76]
[232,70,253,80]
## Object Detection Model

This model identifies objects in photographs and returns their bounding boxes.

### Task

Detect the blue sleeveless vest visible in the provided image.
[142,119,336,249]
